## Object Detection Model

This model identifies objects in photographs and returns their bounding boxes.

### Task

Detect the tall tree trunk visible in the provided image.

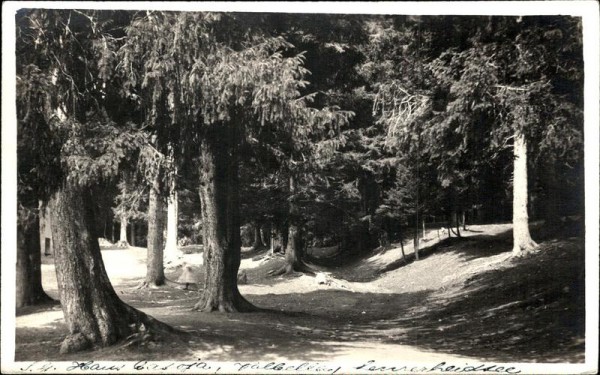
[270,223,286,254]
[110,221,115,243]
[144,169,166,287]
[17,208,52,308]
[455,210,462,238]
[512,132,538,255]
[449,211,461,237]
[399,225,407,263]
[164,187,180,263]
[260,223,270,248]
[48,183,174,353]
[130,222,136,247]
[283,224,304,273]
[270,175,313,276]
[413,213,420,261]
[194,123,255,312]
[119,216,128,245]
[413,232,420,260]
[250,222,264,250]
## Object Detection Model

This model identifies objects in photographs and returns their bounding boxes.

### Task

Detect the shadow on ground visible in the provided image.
[360,238,586,363]
[17,237,584,363]
[16,221,585,363]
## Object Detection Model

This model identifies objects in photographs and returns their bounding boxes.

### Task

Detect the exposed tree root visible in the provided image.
[450,226,461,237]
[119,306,187,350]
[60,333,92,354]
[268,261,316,277]
[192,290,258,313]
[134,280,165,289]
[59,303,185,354]
[163,277,202,291]
[512,240,540,257]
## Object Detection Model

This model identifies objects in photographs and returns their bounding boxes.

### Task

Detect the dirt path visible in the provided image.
[17,224,585,363]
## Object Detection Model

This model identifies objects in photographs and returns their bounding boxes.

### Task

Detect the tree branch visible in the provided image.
[494,85,528,92]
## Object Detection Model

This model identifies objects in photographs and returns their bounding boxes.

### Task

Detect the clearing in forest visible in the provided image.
[15,223,585,363]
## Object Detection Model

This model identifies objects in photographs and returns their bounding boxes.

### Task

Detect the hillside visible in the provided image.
[16,224,585,363]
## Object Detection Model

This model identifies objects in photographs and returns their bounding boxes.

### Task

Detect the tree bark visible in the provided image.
[269,223,313,275]
[17,209,53,308]
[250,222,265,250]
[512,131,538,255]
[270,223,287,254]
[399,225,407,263]
[48,182,174,353]
[130,222,136,247]
[449,210,461,237]
[119,216,128,246]
[455,210,462,238]
[269,175,314,276]
[144,169,166,287]
[110,221,115,243]
[260,223,270,248]
[194,123,255,312]
[413,232,420,260]
[283,224,304,272]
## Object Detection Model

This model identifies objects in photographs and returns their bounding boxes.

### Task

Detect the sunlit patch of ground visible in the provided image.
[16,223,585,363]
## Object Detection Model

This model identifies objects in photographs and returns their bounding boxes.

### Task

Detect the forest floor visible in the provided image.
[15,222,586,364]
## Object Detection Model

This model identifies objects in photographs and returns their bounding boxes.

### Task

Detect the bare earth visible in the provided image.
[15,224,585,363]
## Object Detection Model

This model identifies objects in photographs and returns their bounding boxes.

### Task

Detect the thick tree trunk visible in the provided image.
[48,183,174,353]
[269,176,313,276]
[144,170,166,287]
[269,223,314,276]
[164,187,180,263]
[17,210,52,308]
[512,132,538,255]
[283,224,304,273]
[194,124,255,312]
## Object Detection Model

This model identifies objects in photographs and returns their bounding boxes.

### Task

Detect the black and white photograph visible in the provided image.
[2,2,598,374]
